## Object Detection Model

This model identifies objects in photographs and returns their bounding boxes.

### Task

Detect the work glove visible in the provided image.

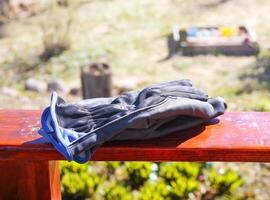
[40,80,227,163]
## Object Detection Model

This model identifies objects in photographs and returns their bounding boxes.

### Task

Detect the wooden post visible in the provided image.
[0,160,61,200]
[81,62,112,99]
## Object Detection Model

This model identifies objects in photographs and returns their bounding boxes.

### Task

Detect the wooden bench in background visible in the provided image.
[1,110,270,199]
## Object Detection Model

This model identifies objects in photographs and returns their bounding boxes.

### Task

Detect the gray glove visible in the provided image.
[40,79,227,163]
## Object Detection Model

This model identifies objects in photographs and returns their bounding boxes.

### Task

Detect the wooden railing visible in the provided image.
[0,110,270,199]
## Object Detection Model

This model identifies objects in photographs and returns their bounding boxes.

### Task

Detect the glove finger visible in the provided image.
[112,115,208,141]
[156,85,208,99]
[207,97,227,117]
[113,80,193,106]
[150,97,220,119]
[164,92,208,101]
[168,98,223,119]
[125,97,220,131]
[115,96,226,139]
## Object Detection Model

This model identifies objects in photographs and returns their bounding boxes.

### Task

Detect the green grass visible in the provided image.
[1,0,270,109]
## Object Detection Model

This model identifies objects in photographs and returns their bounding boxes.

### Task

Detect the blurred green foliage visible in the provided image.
[103,184,133,200]
[60,161,243,200]
[124,162,152,189]
[207,168,243,199]
[60,162,106,200]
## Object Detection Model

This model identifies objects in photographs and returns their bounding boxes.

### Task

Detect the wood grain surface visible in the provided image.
[0,160,61,200]
[0,110,270,162]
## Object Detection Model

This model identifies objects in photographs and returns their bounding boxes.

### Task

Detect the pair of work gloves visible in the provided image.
[40,79,227,163]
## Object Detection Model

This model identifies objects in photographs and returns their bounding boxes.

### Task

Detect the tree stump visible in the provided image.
[81,62,112,99]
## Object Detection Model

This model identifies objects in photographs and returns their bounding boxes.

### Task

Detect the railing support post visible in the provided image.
[0,160,61,200]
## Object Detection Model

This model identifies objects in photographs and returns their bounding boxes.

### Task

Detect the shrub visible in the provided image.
[103,184,133,200]
[60,161,244,200]
[123,162,152,190]
[60,161,105,200]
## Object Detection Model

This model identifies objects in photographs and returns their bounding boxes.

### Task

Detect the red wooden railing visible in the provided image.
[0,110,270,199]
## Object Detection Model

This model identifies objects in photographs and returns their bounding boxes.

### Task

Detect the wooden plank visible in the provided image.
[0,110,270,162]
[0,160,61,200]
